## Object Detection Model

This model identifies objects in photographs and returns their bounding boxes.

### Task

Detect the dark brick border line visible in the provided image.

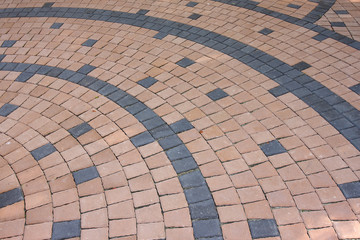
[0,61,223,239]
[211,0,360,49]
[0,7,359,151]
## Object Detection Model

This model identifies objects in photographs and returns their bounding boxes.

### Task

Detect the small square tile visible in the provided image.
[269,86,289,97]
[0,103,19,117]
[137,9,149,15]
[339,181,360,199]
[186,1,198,7]
[50,23,63,29]
[68,122,93,138]
[52,220,81,240]
[293,61,311,71]
[130,131,154,147]
[258,28,273,36]
[248,219,279,238]
[77,64,96,75]
[179,170,205,189]
[82,39,98,47]
[287,3,301,9]
[170,118,193,133]
[193,219,222,238]
[176,57,195,68]
[184,185,212,204]
[331,22,346,27]
[260,140,287,156]
[16,72,34,82]
[350,84,360,95]
[138,77,158,88]
[188,13,202,20]
[31,143,57,161]
[0,188,23,208]
[1,40,16,48]
[153,32,168,39]
[189,199,218,219]
[72,166,99,185]
[206,88,229,101]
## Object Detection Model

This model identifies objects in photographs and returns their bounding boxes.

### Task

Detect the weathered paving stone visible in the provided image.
[15,72,34,82]
[50,22,63,29]
[0,103,19,117]
[339,181,360,198]
[81,39,98,47]
[193,219,222,238]
[1,40,16,47]
[186,1,198,7]
[51,220,81,240]
[292,61,312,71]
[258,28,273,35]
[189,199,218,220]
[259,140,287,156]
[184,185,212,204]
[31,143,57,161]
[350,84,360,95]
[0,188,24,208]
[137,9,149,15]
[179,170,206,189]
[331,22,346,27]
[77,64,96,74]
[287,3,301,9]
[269,86,289,97]
[188,13,202,20]
[72,166,99,185]
[206,88,229,101]
[172,157,198,174]
[248,219,280,239]
[130,131,155,147]
[68,122,93,138]
[137,76,157,88]
[176,57,195,67]
[158,134,183,150]
[170,118,194,134]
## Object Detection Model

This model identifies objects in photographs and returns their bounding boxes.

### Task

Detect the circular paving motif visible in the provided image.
[0,0,359,239]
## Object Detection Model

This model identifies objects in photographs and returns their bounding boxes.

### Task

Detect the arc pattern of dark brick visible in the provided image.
[0,61,223,239]
[0,7,358,151]
[211,0,359,49]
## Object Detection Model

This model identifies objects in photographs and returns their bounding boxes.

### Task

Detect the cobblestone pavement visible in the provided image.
[0,0,359,239]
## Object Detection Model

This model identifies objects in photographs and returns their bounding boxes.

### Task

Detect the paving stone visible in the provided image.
[137,9,149,15]
[248,219,280,239]
[193,219,222,238]
[269,86,289,97]
[331,22,346,27]
[68,122,93,138]
[339,181,360,199]
[51,220,81,240]
[130,131,155,147]
[82,39,98,47]
[206,88,229,101]
[15,72,34,82]
[259,140,287,156]
[137,77,157,88]
[50,22,63,29]
[172,157,198,174]
[189,199,218,220]
[292,61,311,71]
[258,28,273,35]
[334,10,349,14]
[287,3,301,9]
[150,125,174,139]
[158,134,183,150]
[72,166,99,185]
[31,143,57,161]
[77,64,96,74]
[0,103,19,117]
[186,1,198,7]
[188,13,202,20]
[1,40,16,48]
[350,84,360,95]
[153,32,168,39]
[184,185,212,204]
[166,144,192,161]
[176,57,195,67]
[179,170,206,189]
[0,188,24,208]
[42,2,54,7]
[135,108,157,122]
[312,33,328,41]
[170,118,194,134]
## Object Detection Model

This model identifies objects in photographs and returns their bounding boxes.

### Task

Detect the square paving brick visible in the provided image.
[259,140,287,156]
[331,22,346,27]
[42,2,54,7]
[0,188,24,208]
[68,122,93,138]
[172,157,198,173]
[184,185,212,204]
[206,88,229,101]
[189,199,218,219]
[82,39,98,47]
[248,219,280,238]
[50,23,63,29]
[158,134,182,150]
[287,3,301,9]
[350,84,360,95]
[135,108,157,122]
[0,103,19,117]
[292,61,311,71]
[153,32,168,39]
[312,34,328,41]
[77,64,96,75]
[186,1,198,7]
[72,166,99,185]
[170,118,194,134]
[166,144,192,161]
[176,58,195,68]
[188,13,202,20]
[339,181,360,199]
[138,77,158,88]
[179,170,205,188]
[51,220,81,240]
[258,28,273,35]
[193,219,222,238]
[137,9,149,15]
[334,10,349,14]
[16,72,34,82]
[150,125,174,139]
[31,143,57,161]
[1,40,16,48]
[130,131,154,147]
[269,86,289,97]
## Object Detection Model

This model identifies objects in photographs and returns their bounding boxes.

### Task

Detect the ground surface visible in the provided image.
[0,0,360,239]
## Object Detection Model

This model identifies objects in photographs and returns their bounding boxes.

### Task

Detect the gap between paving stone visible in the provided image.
[0,61,223,239]
[0,7,358,151]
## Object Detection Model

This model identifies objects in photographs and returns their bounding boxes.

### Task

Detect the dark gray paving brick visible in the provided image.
[269,86,289,97]
[1,40,16,48]
[130,131,154,147]
[258,28,273,35]
[193,219,222,238]
[77,64,96,74]
[186,1,198,7]
[206,88,229,101]
[172,157,198,174]
[176,57,195,68]
[188,13,201,20]
[0,103,19,117]
[312,33,328,41]
[259,140,286,156]
[170,118,194,133]
[81,39,98,47]
[137,77,157,88]
[158,134,182,150]
[292,61,311,71]
[331,22,346,27]
[153,32,168,39]
[0,188,23,208]
[179,170,206,188]
[143,116,166,130]
[134,108,157,122]
[31,143,57,161]
[150,124,174,139]
[166,144,192,161]
[16,72,34,82]
[189,199,218,220]
[68,122,92,138]
[339,181,360,198]
[248,219,280,238]
[334,10,349,14]
[72,166,99,185]
[350,84,360,95]
[137,9,149,15]
[51,220,81,240]
[42,2,54,7]
[287,3,301,9]
[184,185,212,204]
[50,22,63,29]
